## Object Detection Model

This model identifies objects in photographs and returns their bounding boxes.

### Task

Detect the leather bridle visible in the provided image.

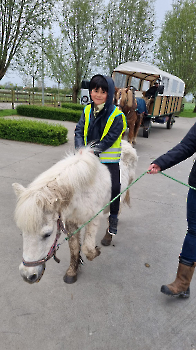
[22,218,67,267]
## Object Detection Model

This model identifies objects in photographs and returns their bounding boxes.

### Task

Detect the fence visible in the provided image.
[0,89,75,108]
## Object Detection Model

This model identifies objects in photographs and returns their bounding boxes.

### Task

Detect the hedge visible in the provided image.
[16,105,82,123]
[0,118,68,146]
[61,102,84,111]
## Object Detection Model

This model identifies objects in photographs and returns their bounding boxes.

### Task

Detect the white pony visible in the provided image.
[13,140,138,284]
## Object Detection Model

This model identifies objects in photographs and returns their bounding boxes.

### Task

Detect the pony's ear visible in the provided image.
[12,183,25,197]
[127,90,133,108]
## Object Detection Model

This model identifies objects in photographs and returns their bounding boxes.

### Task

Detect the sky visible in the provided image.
[155,0,173,29]
[1,0,173,88]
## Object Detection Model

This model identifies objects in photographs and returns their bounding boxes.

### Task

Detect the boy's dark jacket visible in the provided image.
[153,123,196,188]
[74,75,124,154]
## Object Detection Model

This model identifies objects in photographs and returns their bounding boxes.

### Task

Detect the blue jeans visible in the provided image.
[105,163,120,216]
[181,188,196,262]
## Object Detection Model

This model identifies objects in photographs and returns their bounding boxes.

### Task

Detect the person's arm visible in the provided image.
[148,123,196,173]
[145,87,153,98]
[74,111,85,149]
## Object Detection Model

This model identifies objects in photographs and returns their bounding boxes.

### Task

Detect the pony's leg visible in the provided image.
[81,218,101,261]
[63,222,80,284]
[132,113,142,144]
[127,118,135,144]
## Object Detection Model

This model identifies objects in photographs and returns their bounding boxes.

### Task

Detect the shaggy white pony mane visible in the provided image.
[29,146,99,192]
[14,147,100,233]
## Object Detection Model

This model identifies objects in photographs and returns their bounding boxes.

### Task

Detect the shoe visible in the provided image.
[161,259,196,298]
[108,216,118,235]
[101,230,112,246]
[161,285,190,298]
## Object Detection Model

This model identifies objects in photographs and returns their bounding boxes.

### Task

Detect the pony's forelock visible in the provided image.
[15,192,45,234]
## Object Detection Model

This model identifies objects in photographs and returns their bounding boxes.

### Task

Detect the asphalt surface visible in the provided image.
[1,114,196,350]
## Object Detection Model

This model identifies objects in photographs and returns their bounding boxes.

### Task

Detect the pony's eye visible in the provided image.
[42,233,51,240]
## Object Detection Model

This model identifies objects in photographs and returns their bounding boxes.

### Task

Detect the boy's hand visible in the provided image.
[90,141,101,157]
[147,164,161,174]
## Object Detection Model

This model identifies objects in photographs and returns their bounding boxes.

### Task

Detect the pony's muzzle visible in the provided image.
[19,263,45,284]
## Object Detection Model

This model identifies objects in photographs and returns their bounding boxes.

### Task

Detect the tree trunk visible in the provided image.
[32,76,35,105]
[0,67,7,81]
[72,84,79,103]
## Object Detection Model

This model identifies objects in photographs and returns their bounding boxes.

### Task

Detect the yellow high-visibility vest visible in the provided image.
[84,104,127,163]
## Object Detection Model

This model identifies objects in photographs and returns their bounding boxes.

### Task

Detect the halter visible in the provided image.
[22,218,68,267]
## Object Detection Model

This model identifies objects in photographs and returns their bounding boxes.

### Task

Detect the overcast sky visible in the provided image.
[1,0,173,87]
[155,0,173,23]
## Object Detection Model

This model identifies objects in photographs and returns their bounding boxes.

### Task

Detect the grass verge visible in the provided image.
[0,109,18,117]
[179,102,196,118]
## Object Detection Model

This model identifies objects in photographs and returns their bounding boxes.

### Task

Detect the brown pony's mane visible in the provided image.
[114,87,140,144]
[115,88,137,116]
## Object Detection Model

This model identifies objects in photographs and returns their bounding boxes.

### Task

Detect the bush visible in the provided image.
[16,104,82,123]
[61,102,84,111]
[0,118,68,146]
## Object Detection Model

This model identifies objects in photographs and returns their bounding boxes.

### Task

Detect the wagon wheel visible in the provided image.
[166,115,174,129]
[143,127,150,138]
[143,119,151,138]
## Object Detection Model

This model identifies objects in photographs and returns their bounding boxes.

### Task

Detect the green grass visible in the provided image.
[0,109,18,117]
[179,102,196,118]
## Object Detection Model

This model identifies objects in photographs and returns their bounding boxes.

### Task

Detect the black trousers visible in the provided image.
[105,163,120,216]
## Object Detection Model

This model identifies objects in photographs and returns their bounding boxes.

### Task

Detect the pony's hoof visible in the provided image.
[63,274,77,284]
[82,245,101,260]
[86,247,101,260]
[95,246,101,256]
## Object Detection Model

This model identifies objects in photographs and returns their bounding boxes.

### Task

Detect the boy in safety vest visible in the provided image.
[75,75,127,246]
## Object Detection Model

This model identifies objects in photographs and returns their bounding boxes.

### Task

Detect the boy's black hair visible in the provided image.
[89,75,108,93]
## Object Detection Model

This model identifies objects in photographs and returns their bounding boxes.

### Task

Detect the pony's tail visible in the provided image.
[123,189,131,207]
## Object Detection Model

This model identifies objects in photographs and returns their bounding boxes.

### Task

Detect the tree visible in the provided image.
[155,0,196,97]
[13,44,43,89]
[0,0,55,81]
[102,0,156,74]
[45,34,69,101]
[59,0,103,103]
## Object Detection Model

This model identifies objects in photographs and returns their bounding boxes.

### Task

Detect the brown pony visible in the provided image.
[115,87,141,145]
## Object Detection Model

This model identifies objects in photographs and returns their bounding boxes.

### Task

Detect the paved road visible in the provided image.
[0,102,25,109]
[1,116,196,350]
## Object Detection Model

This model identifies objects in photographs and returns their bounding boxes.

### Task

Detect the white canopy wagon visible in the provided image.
[112,61,185,138]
